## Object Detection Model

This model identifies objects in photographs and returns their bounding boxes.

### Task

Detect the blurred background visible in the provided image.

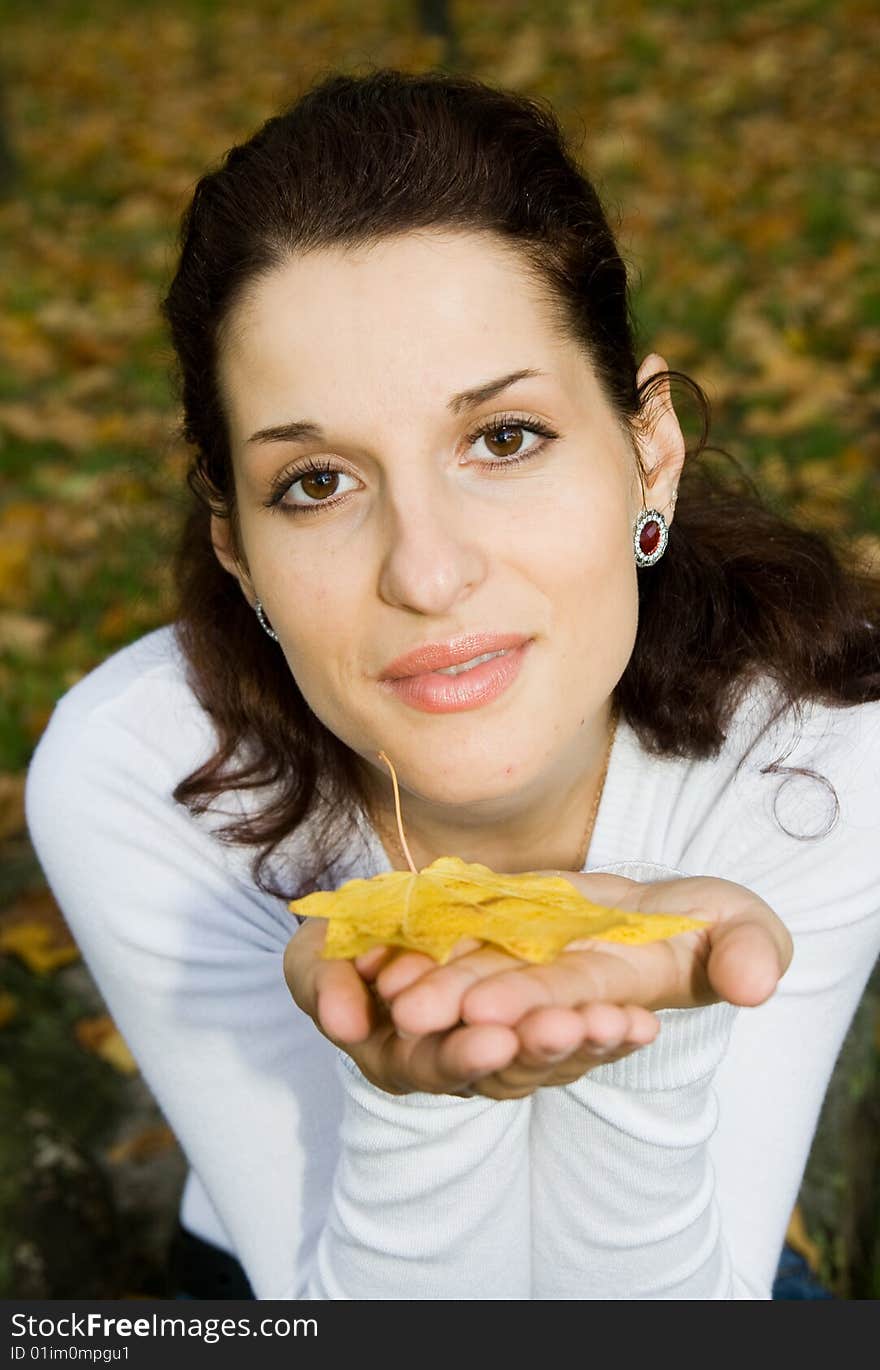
[0,0,878,1299]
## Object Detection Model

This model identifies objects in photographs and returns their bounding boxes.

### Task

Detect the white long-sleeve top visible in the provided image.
[24,625,880,1300]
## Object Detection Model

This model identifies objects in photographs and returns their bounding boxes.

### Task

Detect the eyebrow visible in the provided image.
[246,368,547,446]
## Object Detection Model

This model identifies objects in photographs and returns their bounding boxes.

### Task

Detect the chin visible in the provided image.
[394,742,544,810]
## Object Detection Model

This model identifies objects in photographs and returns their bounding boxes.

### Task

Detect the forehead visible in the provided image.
[217,231,586,424]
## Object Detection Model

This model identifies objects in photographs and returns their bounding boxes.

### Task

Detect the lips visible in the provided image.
[379,632,532,681]
[377,632,535,716]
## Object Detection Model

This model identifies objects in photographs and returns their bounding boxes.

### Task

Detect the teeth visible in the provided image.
[435,649,507,676]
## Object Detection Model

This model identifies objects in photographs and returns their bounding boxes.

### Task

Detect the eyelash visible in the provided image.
[262,412,560,515]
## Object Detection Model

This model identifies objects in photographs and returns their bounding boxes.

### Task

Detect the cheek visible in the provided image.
[254,524,354,632]
[531,498,638,661]
[280,587,348,679]
[516,489,634,598]
[271,560,373,724]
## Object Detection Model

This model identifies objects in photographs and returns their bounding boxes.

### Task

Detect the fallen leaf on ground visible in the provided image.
[290,856,706,964]
[0,887,80,971]
[74,1014,139,1075]
[0,613,52,656]
[0,773,27,840]
[0,991,19,1027]
[105,1124,177,1165]
[785,1204,823,1273]
[0,922,80,974]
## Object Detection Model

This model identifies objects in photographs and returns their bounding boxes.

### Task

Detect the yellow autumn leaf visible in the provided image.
[0,991,18,1028]
[0,921,81,974]
[74,1014,139,1076]
[0,772,27,841]
[106,1123,177,1166]
[785,1204,823,1274]
[290,856,706,965]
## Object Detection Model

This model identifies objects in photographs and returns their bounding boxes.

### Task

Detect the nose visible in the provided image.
[377,472,488,616]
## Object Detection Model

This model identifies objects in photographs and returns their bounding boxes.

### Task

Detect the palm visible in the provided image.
[286,870,792,1101]
[367,870,792,1036]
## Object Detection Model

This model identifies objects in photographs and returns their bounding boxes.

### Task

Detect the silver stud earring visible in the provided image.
[255,599,279,642]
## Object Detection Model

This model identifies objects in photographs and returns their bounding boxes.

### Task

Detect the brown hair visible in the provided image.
[161,66,880,898]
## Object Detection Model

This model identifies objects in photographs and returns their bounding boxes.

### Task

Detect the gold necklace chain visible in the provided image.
[370,699,620,873]
[575,697,619,870]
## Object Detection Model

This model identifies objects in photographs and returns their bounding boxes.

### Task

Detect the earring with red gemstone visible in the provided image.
[633,488,675,568]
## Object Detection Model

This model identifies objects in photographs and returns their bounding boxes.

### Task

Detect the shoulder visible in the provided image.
[23,625,299,947]
[24,623,241,877]
[601,675,880,928]
[722,677,880,840]
[697,678,880,933]
[24,624,368,895]
[28,623,217,779]
[670,672,880,839]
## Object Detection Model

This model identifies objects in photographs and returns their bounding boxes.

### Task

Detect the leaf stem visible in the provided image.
[376,751,418,873]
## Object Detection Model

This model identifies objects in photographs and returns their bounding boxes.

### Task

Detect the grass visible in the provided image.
[0,0,878,1300]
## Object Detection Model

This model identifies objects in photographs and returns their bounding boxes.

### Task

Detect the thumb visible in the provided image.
[706,915,791,1007]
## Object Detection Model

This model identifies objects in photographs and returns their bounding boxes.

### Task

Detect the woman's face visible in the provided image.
[214,230,682,817]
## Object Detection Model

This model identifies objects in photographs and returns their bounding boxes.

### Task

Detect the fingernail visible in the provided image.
[397,1028,418,1040]
[543,1048,572,1063]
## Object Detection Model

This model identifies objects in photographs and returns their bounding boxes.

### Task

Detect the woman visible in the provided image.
[25,68,879,1300]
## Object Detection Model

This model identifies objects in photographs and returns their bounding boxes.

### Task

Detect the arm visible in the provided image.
[705,700,880,1295]
[529,950,743,1299]
[311,1053,530,1299]
[362,700,880,1297]
[25,701,531,1300]
[707,842,880,1296]
[530,778,880,1298]
[299,866,785,1298]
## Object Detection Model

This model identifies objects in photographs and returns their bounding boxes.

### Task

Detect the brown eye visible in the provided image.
[483,424,525,458]
[300,470,341,501]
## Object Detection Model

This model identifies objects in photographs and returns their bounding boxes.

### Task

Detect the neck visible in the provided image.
[366,700,618,875]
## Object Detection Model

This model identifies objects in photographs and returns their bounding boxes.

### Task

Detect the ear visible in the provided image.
[633,353,686,518]
[210,513,256,607]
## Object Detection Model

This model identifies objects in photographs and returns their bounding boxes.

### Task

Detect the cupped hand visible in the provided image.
[365,871,794,1040]
[283,917,660,1100]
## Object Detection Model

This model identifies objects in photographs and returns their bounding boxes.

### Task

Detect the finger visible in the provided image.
[486,1003,660,1094]
[283,919,380,1046]
[377,1022,520,1095]
[574,1000,661,1053]
[431,1022,520,1086]
[459,939,683,1026]
[706,916,791,1007]
[314,960,377,1044]
[452,1002,662,1101]
[629,874,792,1005]
[488,1008,597,1092]
[388,944,528,1036]
[508,1006,590,1066]
[282,918,329,1016]
[353,945,395,981]
[313,957,379,1044]
[530,1003,661,1089]
[514,1001,656,1063]
[373,936,484,1001]
[373,949,440,1000]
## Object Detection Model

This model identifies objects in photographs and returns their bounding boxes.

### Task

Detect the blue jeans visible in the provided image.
[771,1242,834,1299]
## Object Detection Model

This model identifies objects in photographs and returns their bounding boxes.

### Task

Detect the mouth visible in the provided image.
[431,648,509,676]
[380,632,533,681]
[377,638,533,715]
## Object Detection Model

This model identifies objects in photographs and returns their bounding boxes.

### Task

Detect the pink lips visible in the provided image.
[378,633,533,714]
